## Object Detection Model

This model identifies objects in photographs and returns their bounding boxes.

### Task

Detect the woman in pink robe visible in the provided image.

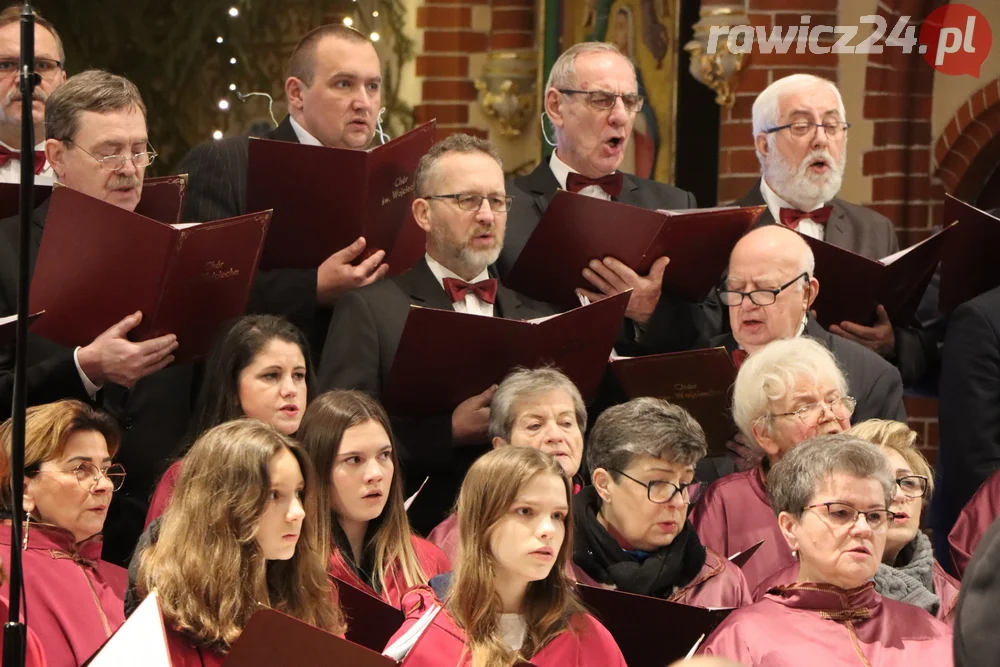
[571,398,750,608]
[700,434,953,665]
[690,337,854,592]
[0,400,127,667]
[385,447,626,666]
[949,469,1000,577]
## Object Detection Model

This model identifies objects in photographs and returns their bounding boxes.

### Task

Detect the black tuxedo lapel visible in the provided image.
[494,283,527,320]
[392,257,455,311]
[737,180,776,227]
[520,160,561,220]
[265,116,300,144]
[821,200,853,249]
[615,172,643,207]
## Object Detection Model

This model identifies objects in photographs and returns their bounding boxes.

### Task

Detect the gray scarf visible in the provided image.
[871,531,939,614]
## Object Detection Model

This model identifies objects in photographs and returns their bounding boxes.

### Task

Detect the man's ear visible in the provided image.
[412,198,431,232]
[591,467,613,503]
[544,89,564,129]
[45,138,67,180]
[285,76,306,113]
[752,418,781,461]
[754,133,769,161]
[777,511,800,552]
[491,436,509,450]
[805,277,820,309]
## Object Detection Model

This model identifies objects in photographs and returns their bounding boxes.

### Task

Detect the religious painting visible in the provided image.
[560,0,679,183]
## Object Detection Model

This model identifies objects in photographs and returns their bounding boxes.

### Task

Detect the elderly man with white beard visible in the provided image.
[732,74,937,388]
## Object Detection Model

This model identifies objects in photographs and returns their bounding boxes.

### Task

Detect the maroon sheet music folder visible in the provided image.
[333,575,405,652]
[0,312,42,346]
[939,194,1000,312]
[246,122,435,274]
[0,174,188,222]
[29,187,271,363]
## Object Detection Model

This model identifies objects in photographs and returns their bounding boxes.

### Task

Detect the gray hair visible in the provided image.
[586,398,707,480]
[545,41,636,93]
[489,366,587,442]
[731,337,848,444]
[45,69,146,141]
[751,74,847,166]
[413,133,503,198]
[767,433,895,518]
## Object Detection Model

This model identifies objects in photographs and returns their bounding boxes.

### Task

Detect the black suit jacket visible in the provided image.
[318,257,557,531]
[709,318,907,425]
[177,117,329,358]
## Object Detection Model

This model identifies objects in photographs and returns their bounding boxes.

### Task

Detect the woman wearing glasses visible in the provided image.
[0,400,128,666]
[572,398,751,608]
[699,434,953,664]
[691,337,854,592]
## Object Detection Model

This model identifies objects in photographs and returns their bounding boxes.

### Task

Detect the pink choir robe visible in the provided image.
[0,594,47,667]
[752,559,961,625]
[0,521,127,667]
[571,547,752,609]
[689,466,795,592]
[165,628,225,667]
[145,459,183,529]
[700,582,953,666]
[949,469,1000,576]
[387,587,627,666]
[427,512,460,563]
[328,535,451,608]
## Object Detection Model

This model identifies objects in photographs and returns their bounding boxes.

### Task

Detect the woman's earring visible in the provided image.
[791,548,798,559]
[22,513,31,551]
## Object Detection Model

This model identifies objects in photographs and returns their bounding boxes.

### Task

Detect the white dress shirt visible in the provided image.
[549,151,612,201]
[0,139,54,184]
[425,254,494,318]
[288,116,324,147]
[759,178,826,241]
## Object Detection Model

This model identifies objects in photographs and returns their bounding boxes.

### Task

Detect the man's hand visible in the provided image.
[829,305,896,357]
[577,255,670,324]
[76,311,178,388]
[451,384,497,446]
[316,237,389,306]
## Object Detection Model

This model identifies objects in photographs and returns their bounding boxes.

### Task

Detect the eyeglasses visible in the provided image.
[32,461,127,492]
[896,475,929,499]
[425,193,513,213]
[609,468,698,505]
[0,57,63,81]
[764,121,851,139]
[771,396,857,426]
[557,89,645,113]
[717,272,809,307]
[802,501,895,530]
[61,138,158,172]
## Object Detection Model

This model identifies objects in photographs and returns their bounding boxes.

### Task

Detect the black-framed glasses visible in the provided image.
[30,461,127,492]
[717,272,809,307]
[764,121,851,139]
[60,138,158,172]
[557,89,645,113]
[896,475,929,499]
[424,193,513,213]
[0,57,62,80]
[802,501,895,529]
[771,396,857,426]
[609,468,697,505]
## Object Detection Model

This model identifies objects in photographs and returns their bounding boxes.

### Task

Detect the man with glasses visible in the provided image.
[319,134,556,532]
[0,5,65,183]
[499,41,696,340]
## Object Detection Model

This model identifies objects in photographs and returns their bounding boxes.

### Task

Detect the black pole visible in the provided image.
[3,4,37,667]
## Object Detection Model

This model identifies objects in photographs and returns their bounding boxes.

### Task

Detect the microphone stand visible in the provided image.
[3,4,37,666]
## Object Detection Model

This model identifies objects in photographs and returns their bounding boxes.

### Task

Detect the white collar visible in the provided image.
[288,116,324,147]
[424,253,489,288]
[548,150,576,190]
[759,176,827,214]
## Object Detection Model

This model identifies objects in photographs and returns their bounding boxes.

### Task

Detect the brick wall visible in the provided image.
[934,77,1000,202]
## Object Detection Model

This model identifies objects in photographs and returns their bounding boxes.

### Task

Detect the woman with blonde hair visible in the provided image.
[135,419,344,665]
[298,390,449,607]
[386,446,625,666]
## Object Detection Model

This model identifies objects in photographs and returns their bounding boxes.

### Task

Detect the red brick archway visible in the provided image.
[933,77,1000,201]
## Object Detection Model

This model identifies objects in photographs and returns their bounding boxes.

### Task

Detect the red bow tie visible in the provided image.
[566,171,623,198]
[779,205,833,230]
[732,348,749,370]
[442,277,498,305]
[0,145,46,175]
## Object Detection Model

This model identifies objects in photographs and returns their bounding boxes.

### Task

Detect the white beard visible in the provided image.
[764,144,845,211]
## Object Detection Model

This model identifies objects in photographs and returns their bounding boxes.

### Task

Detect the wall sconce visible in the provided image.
[475,51,537,138]
[683,6,752,109]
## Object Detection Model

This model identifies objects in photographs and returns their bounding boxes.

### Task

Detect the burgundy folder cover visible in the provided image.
[0,182,53,218]
[28,187,271,363]
[505,191,763,307]
[609,347,736,456]
[0,175,187,222]
[383,291,630,417]
[803,224,953,329]
[576,584,733,667]
[0,312,42,346]
[333,576,405,652]
[223,608,398,666]
[939,195,1000,313]
[728,539,765,569]
[246,122,435,273]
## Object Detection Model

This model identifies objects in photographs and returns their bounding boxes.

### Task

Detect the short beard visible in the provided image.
[429,224,503,278]
[764,140,845,211]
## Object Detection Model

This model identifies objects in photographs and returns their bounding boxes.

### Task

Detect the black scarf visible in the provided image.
[331,515,382,594]
[572,485,706,598]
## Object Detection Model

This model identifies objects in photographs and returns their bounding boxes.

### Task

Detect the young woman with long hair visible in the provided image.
[387,446,626,667]
[298,390,449,607]
[135,419,344,666]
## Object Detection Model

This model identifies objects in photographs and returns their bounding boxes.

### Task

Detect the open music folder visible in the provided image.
[28,186,271,363]
[504,191,764,307]
[84,591,170,667]
[333,575,406,652]
[940,194,1000,312]
[0,174,188,222]
[246,122,435,274]
[0,311,42,346]
[382,291,630,417]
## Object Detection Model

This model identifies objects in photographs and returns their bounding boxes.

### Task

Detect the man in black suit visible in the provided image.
[177,25,388,357]
[733,73,936,386]
[319,134,556,532]
[499,42,696,347]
